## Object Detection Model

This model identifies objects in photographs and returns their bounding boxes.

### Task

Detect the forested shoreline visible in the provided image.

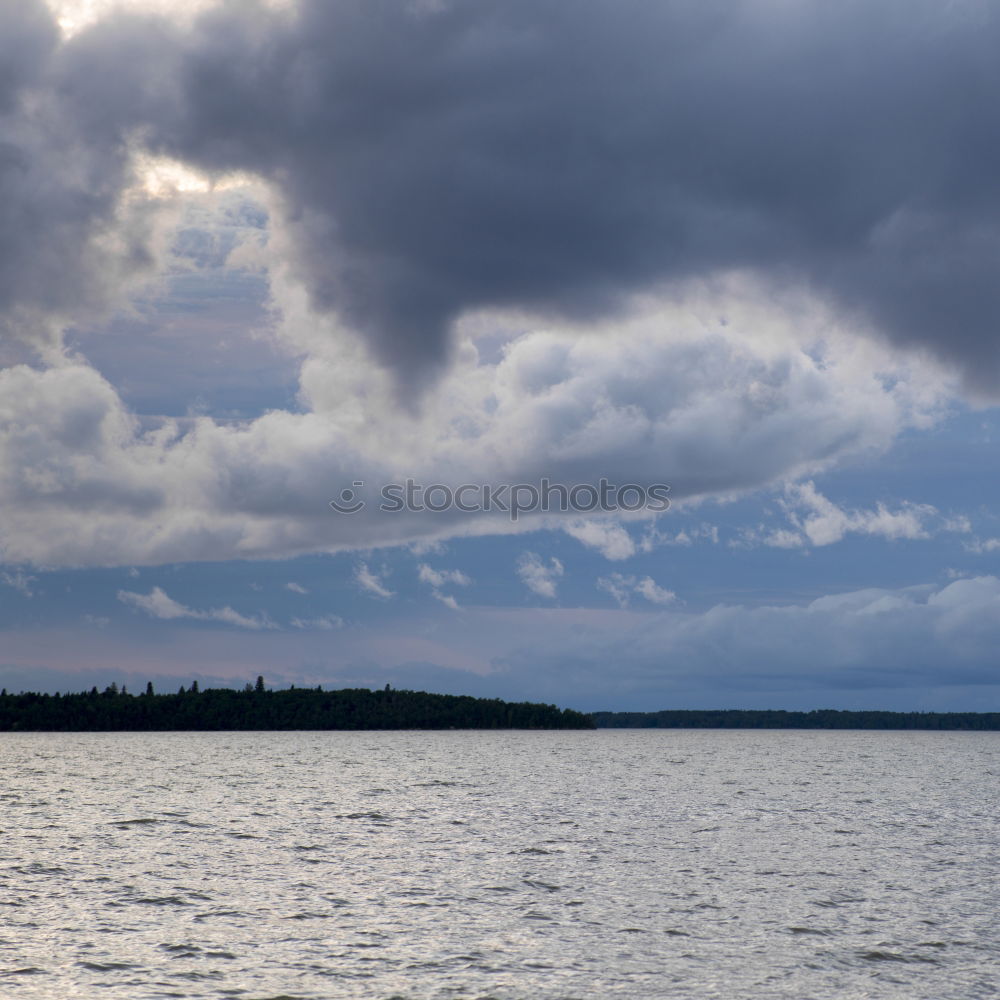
[3,684,999,731]
[593,709,1000,730]
[0,681,594,731]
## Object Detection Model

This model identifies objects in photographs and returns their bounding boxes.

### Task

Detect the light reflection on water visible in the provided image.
[1,729,998,999]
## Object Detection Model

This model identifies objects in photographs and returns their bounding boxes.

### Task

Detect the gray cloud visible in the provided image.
[0,0,55,111]
[0,1,164,353]
[52,0,1000,391]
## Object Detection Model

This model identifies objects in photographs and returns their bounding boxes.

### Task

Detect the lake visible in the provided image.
[2,729,997,998]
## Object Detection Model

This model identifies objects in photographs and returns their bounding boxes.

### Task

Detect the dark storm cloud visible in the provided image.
[0,0,56,110]
[89,0,996,389]
[0,0,158,345]
[10,0,1000,389]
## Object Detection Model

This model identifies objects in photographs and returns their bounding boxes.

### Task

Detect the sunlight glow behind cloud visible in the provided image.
[132,153,255,199]
[46,0,292,38]
[47,0,213,36]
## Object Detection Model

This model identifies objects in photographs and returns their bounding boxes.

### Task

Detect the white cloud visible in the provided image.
[117,586,274,630]
[652,528,691,548]
[0,278,954,569]
[1,570,36,597]
[597,573,676,608]
[761,528,805,549]
[596,573,630,608]
[943,516,972,534]
[355,563,394,599]
[119,586,189,620]
[209,606,275,630]
[563,520,636,561]
[760,481,939,548]
[634,576,677,606]
[417,563,471,610]
[417,564,472,589]
[965,537,1000,554]
[517,553,564,600]
[639,522,719,552]
[285,581,308,594]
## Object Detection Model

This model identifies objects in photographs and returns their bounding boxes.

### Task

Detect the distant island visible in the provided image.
[0,680,594,731]
[593,709,1000,730]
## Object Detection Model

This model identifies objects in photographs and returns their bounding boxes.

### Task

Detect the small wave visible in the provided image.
[13,864,65,875]
[192,909,248,922]
[813,894,866,908]
[174,969,226,981]
[522,880,561,892]
[859,949,938,964]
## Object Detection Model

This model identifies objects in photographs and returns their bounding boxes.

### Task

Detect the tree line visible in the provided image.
[5,686,996,731]
[592,708,1000,730]
[0,680,594,731]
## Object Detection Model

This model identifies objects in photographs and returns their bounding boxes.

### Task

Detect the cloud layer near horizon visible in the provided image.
[3,576,999,710]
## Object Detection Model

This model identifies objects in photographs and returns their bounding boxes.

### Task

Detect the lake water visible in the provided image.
[1,729,998,999]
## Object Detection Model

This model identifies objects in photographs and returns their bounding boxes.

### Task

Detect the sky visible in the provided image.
[2,0,999,711]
